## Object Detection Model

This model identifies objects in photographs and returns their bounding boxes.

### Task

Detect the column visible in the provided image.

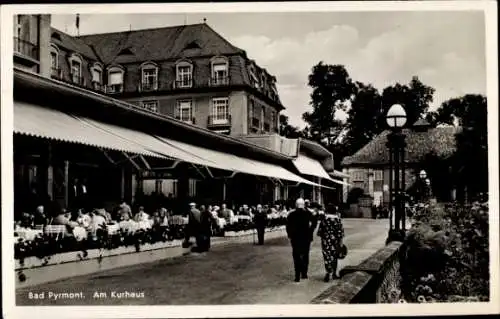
[121,167,126,201]
[222,179,227,202]
[64,160,69,209]
[46,142,54,199]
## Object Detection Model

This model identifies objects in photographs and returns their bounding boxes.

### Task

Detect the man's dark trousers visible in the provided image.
[256,226,265,245]
[291,239,311,278]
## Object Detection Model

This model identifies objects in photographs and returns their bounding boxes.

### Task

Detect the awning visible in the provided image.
[156,136,330,188]
[331,170,350,179]
[293,154,333,180]
[14,101,163,158]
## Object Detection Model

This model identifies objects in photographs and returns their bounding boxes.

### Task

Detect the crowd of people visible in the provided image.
[14,192,347,284]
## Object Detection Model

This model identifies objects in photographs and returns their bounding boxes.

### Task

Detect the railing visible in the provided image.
[13,37,38,61]
[105,84,124,94]
[207,115,231,127]
[173,78,193,89]
[140,82,158,92]
[209,76,230,86]
[174,116,196,125]
[51,67,62,79]
[251,117,260,129]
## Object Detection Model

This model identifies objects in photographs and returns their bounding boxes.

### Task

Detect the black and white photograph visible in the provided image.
[1,1,498,318]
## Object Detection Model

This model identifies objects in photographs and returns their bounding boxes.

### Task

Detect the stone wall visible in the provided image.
[311,241,403,304]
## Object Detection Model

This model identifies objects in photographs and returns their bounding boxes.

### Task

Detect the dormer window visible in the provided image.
[106,66,124,94]
[49,44,60,78]
[140,62,158,91]
[90,63,103,91]
[248,65,259,88]
[175,60,193,88]
[210,56,229,86]
[68,53,83,86]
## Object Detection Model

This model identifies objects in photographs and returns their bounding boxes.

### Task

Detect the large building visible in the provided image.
[47,22,282,136]
[12,13,346,213]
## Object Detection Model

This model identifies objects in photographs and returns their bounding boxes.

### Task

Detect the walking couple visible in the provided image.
[286,198,345,283]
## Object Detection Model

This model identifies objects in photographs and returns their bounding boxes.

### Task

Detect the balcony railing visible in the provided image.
[13,37,38,61]
[51,67,62,79]
[140,82,158,92]
[174,116,196,125]
[173,78,193,89]
[209,76,230,86]
[251,117,260,129]
[208,115,231,127]
[105,84,124,94]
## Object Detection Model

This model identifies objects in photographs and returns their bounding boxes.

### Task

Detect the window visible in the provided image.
[373,170,383,181]
[176,61,193,88]
[352,171,364,181]
[211,98,229,124]
[249,100,255,119]
[176,100,193,123]
[49,45,59,72]
[107,67,124,93]
[260,106,265,130]
[92,68,102,83]
[141,63,158,91]
[141,100,159,113]
[71,60,82,84]
[271,111,276,132]
[211,57,229,86]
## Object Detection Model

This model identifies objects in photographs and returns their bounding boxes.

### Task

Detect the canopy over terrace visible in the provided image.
[14,101,327,188]
[292,154,350,187]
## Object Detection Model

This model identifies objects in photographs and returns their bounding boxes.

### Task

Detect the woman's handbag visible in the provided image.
[337,244,348,259]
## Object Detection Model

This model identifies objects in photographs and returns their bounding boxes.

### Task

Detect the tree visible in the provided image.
[302,62,357,143]
[380,76,435,127]
[342,82,383,155]
[278,114,303,139]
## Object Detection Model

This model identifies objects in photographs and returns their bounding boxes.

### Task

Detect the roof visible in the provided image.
[50,28,98,61]
[13,68,290,164]
[341,126,460,167]
[76,23,244,65]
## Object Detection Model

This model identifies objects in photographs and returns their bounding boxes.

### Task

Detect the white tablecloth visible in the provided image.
[15,228,43,241]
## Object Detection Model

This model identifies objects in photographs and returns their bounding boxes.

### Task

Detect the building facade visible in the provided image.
[47,24,282,136]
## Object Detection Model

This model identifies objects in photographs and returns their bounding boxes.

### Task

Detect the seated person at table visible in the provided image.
[33,205,48,226]
[134,206,149,222]
[219,204,234,223]
[76,209,92,229]
[53,210,79,228]
[119,203,132,221]
[159,208,169,225]
[19,212,35,229]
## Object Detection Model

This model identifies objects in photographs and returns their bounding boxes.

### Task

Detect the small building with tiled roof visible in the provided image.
[341,122,460,207]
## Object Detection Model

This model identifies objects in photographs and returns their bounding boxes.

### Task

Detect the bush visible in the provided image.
[400,202,489,302]
[346,187,365,205]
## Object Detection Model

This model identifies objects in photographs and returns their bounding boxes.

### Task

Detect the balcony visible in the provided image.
[173,78,193,89]
[51,67,62,79]
[13,37,39,63]
[105,84,124,94]
[174,116,196,125]
[139,81,158,92]
[209,76,230,86]
[208,115,231,128]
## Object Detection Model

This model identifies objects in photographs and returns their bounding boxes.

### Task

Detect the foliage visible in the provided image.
[400,202,489,302]
[278,114,303,139]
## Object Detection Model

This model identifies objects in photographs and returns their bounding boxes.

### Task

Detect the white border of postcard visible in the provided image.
[2,1,499,318]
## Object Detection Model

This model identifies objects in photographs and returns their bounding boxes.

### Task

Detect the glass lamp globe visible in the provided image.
[386,104,407,128]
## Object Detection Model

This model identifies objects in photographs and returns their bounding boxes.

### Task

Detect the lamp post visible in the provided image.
[386,104,408,243]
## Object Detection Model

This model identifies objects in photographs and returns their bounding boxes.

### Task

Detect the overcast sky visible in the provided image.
[52,11,486,128]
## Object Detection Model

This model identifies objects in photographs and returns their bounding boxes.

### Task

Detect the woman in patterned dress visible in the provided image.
[317,205,345,282]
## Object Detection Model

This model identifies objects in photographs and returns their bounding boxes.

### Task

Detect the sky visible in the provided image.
[52,11,487,128]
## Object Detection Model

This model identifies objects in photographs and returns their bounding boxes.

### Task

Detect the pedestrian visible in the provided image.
[253,204,268,245]
[199,204,218,252]
[317,205,345,282]
[185,202,201,250]
[286,198,318,282]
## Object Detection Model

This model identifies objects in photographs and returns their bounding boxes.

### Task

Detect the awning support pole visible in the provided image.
[205,166,214,178]
[99,148,116,165]
[139,155,151,170]
[151,160,181,170]
[213,171,238,180]
[122,152,141,171]
[191,164,206,179]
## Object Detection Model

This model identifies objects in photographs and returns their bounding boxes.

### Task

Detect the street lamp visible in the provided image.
[386,104,408,244]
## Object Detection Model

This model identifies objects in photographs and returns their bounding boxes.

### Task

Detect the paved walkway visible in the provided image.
[16,219,389,305]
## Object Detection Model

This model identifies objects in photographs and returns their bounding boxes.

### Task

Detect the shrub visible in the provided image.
[400,202,489,302]
[346,187,365,205]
